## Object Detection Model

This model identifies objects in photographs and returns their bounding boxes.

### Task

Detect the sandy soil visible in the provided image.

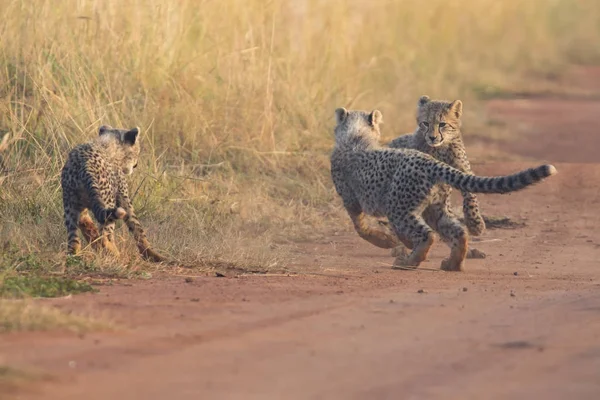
[2,68,600,400]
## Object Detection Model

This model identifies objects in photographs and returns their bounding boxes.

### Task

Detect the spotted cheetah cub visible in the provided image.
[330,108,556,271]
[61,126,165,262]
[388,96,486,259]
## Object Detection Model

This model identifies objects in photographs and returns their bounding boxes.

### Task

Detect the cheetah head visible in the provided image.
[99,125,141,175]
[415,96,462,147]
[334,107,383,146]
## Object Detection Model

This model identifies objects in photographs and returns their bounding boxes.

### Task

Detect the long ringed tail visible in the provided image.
[432,162,557,194]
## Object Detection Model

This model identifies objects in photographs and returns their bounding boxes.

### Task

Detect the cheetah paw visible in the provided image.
[441,258,464,272]
[142,249,167,263]
[390,246,409,258]
[466,248,486,259]
[392,253,420,270]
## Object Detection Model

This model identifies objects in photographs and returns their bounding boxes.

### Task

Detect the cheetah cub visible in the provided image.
[388,96,486,259]
[61,126,165,262]
[330,108,556,271]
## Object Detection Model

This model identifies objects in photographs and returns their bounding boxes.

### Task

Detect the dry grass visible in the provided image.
[0,0,599,278]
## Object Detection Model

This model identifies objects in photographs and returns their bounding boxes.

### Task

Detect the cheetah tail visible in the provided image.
[434,163,557,194]
[112,207,127,220]
[91,203,127,225]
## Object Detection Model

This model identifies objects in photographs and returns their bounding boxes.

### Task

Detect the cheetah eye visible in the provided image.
[420,122,429,129]
[439,122,447,128]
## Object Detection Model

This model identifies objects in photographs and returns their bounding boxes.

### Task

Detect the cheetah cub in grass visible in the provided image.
[61,126,165,262]
[330,108,556,271]
[388,96,486,259]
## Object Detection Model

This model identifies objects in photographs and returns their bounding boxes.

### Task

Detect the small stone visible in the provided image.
[510,291,516,297]
[190,298,200,302]
[462,287,468,292]
[185,277,194,283]
[389,299,395,303]
[417,289,426,294]
[513,272,518,276]
[215,272,226,278]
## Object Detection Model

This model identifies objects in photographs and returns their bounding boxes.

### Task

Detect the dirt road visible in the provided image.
[2,69,600,400]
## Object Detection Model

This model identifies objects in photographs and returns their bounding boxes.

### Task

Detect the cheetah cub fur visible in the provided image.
[330,108,556,271]
[388,96,486,259]
[61,126,165,262]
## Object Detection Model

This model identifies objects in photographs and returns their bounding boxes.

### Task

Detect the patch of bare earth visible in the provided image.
[2,68,600,400]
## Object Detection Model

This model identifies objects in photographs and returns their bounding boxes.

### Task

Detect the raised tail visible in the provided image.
[84,177,127,225]
[432,163,557,194]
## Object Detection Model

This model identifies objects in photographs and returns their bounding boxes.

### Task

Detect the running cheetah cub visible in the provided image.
[388,96,486,259]
[330,108,556,271]
[61,126,165,262]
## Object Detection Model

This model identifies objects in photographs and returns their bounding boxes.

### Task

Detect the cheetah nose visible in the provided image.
[428,135,437,142]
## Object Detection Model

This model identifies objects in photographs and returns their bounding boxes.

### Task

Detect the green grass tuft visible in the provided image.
[0,276,96,299]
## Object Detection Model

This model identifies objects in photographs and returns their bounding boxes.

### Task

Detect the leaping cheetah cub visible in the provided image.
[388,96,486,259]
[330,108,556,271]
[61,126,165,262]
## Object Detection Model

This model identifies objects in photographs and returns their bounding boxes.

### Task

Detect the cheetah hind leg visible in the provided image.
[125,214,166,262]
[377,219,414,256]
[390,216,434,269]
[100,221,120,257]
[78,209,101,250]
[65,209,82,256]
[436,213,468,272]
[393,233,434,268]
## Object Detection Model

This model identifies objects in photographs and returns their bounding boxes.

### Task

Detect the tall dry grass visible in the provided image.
[0,0,599,272]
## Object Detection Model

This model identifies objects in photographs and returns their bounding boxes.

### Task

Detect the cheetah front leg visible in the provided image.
[117,184,166,262]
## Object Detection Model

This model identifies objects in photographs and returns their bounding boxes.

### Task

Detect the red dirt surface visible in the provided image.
[2,68,600,400]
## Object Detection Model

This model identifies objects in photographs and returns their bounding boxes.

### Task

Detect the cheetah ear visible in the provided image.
[368,110,383,126]
[99,125,113,135]
[449,100,463,118]
[418,95,430,107]
[335,107,348,125]
[123,127,140,145]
